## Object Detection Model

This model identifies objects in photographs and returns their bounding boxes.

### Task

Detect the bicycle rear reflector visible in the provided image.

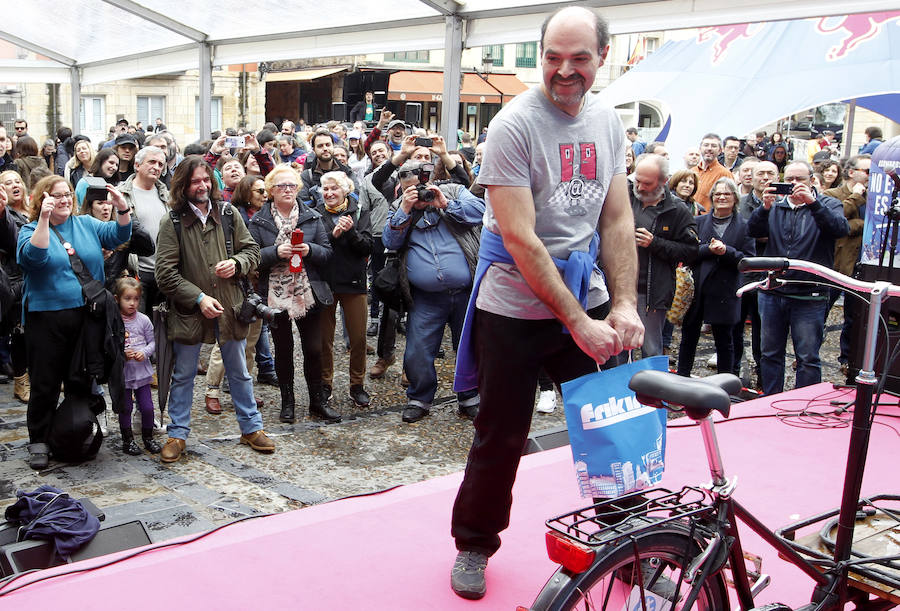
[545,531,595,573]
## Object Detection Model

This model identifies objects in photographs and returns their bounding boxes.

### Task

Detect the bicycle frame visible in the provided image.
[733,257,900,608]
[530,258,899,611]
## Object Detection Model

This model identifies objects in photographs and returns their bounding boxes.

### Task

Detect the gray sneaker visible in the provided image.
[451,550,488,600]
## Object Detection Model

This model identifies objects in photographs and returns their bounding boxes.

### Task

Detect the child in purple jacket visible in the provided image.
[115,278,162,455]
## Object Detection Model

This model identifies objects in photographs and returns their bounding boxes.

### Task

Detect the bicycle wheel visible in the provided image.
[531,527,729,611]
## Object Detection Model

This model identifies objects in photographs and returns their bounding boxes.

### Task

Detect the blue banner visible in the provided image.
[562,356,669,498]
[861,136,900,266]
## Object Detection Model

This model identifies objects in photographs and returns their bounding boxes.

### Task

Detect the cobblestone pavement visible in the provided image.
[0,307,848,543]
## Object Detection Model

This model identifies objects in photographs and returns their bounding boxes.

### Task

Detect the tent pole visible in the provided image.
[70,66,81,134]
[199,42,212,141]
[844,99,856,159]
[441,15,463,150]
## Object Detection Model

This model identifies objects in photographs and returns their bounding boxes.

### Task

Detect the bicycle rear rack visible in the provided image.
[545,486,717,549]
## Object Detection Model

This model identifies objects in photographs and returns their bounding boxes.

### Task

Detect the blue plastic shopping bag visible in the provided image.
[561,356,669,498]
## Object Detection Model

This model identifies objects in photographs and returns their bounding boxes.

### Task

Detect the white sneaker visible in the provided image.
[99,410,108,436]
[706,354,718,369]
[536,390,557,414]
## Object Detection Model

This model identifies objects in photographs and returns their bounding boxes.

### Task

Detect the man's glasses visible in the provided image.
[273,184,298,192]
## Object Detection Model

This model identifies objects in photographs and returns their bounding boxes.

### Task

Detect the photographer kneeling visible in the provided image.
[382,161,484,423]
[248,164,339,423]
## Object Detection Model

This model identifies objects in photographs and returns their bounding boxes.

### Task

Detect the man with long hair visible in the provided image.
[154,156,273,462]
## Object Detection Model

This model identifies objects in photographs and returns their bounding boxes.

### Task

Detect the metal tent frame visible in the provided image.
[0,0,893,145]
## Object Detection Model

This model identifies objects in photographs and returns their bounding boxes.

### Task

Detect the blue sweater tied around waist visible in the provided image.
[453,227,598,392]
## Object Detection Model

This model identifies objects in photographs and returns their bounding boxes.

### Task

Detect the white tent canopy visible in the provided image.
[0,0,895,142]
[598,10,900,165]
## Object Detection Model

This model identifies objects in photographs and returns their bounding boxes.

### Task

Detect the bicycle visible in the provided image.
[522,256,900,611]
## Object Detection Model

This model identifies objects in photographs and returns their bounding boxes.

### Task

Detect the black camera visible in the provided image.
[414,163,436,203]
[237,292,282,325]
[83,176,109,204]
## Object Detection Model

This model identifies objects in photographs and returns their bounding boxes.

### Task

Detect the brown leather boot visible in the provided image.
[368,355,395,379]
[240,430,275,453]
[160,438,186,463]
[13,373,29,403]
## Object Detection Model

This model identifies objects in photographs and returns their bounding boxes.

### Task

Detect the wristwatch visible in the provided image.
[116,207,130,215]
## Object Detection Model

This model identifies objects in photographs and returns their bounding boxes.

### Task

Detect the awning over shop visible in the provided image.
[486,73,530,97]
[388,70,527,104]
[265,65,349,82]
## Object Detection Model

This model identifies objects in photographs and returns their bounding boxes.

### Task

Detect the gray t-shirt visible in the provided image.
[476,86,626,319]
[130,184,167,274]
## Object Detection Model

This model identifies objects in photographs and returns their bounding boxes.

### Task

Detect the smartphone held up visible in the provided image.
[290,228,304,273]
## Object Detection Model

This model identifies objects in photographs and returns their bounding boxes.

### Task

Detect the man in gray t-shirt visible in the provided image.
[449,7,644,601]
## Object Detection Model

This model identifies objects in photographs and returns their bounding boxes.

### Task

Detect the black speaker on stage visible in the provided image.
[331,102,347,122]
[847,264,900,392]
[523,425,569,455]
[404,102,422,127]
[0,520,151,577]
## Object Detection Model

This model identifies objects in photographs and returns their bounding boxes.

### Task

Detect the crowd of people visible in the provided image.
[0,69,881,469]
[0,4,887,601]
[0,100,493,470]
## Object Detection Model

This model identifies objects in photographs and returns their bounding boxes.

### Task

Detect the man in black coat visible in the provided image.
[630,153,699,358]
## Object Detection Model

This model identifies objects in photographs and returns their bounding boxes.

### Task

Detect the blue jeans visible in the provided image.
[254,323,275,375]
[168,332,263,440]
[404,286,477,409]
[758,292,828,395]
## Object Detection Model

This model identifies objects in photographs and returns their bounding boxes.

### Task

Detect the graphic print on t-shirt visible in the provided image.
[549,142,603,217]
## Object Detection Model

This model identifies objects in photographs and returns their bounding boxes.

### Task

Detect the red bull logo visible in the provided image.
[816,12,900,61]
[696,23,761,64]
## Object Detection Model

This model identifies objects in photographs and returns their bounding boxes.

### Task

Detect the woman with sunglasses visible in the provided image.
[248,164,338,423]
[17,175,132,469]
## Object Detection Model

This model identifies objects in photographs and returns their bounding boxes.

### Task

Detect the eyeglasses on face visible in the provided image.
[252,188,266,194]
[273,183,298,192]
[50,192,74,200]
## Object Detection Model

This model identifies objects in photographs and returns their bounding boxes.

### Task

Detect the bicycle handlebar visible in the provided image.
[736,257,790,273]
[737,257,900,298]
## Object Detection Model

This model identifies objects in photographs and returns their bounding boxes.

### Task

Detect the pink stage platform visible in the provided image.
[2,383,897,609]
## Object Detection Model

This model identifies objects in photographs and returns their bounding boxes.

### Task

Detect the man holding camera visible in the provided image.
[747,160,848,396]
[382,160,484,424]
[154,156,274,463]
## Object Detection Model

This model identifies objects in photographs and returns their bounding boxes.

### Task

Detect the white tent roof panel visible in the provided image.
[4,0,896,75]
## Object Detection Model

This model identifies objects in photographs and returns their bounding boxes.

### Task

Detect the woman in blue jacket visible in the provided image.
[17,175,132,469]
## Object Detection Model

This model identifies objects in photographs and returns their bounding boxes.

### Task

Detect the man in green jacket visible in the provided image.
[155,155,274,462]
